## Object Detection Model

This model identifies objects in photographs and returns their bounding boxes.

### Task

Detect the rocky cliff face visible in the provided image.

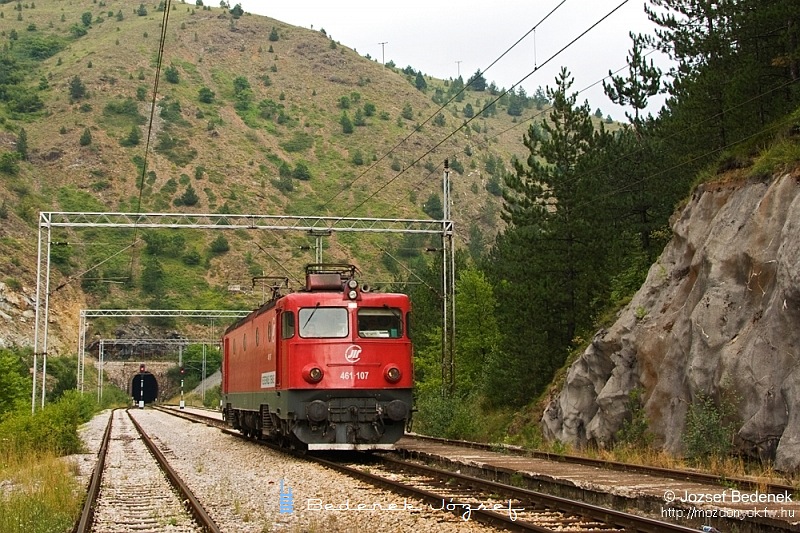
[0,280,84,355]
[0,281,37,348]
[542,172,800,471]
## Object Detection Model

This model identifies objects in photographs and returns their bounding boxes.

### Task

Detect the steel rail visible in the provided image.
[74,411,113,533]
[306,453,555,532]
[402,433,799,495]
[154,406,698,531]
[126,410,221,533]
[373,454,699,533]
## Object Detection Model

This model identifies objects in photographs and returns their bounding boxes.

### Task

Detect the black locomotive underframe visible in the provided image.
[224,388,412,448]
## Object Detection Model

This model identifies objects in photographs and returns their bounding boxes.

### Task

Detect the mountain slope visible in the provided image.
[0,1,541,350]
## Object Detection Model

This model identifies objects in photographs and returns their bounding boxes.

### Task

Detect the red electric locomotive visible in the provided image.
[221,264,413,450]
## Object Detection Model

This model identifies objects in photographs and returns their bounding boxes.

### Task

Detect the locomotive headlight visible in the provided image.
[384,365,402,383]
[347,279,358,289]
[347,289,358,300]
[302,365,324,383]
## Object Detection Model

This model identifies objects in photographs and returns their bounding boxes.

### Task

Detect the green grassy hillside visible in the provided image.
[0,1,551,326]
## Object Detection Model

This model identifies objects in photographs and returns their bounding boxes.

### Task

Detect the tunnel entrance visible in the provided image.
[131,372,158,404]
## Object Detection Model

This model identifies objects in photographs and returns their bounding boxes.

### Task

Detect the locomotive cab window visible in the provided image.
[299,307,348,338]
[281,311,295,339]
[358,308,403,338]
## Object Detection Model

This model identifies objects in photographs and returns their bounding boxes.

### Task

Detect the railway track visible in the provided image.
[400,433,799,496]
[156,406,699,532]
[75,409,220,533]
[307,452,699,532]
[161,406,797,497]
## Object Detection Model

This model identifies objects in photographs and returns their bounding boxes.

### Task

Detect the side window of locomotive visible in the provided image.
[358,308,403,338]
[299,307,349,338]
[282,311,295,339]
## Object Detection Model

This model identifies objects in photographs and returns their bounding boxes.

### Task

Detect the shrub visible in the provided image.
[0,390,96,455]
[104,98,143,120]
[615,388,653,448]
[683,392,738,464]
[209,235,229,254]
[0,152,21,175]
[280,132,313,153]
[165,65,179,84]
[292,162,311,180]
[198,86,214,103]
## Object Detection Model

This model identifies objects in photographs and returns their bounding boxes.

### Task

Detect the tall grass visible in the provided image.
[0,450,83,533]
[0,389,109,533]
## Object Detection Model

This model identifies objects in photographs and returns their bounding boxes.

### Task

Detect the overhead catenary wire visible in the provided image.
[317,0,571,217]
[395,46,797,233]
[126,0,174,278]
[396,46,665,206]
[336,0,632,220]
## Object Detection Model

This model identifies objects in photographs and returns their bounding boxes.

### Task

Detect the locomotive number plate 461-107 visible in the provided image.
[340,371,370,380]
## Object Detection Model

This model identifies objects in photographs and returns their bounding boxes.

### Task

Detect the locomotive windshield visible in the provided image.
[358,308,403,338]
[299,307,349,338]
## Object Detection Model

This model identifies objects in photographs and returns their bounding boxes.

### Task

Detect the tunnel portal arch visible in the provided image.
[131,372,158,404]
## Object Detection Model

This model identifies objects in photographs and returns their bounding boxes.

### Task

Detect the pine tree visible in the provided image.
[79,127,92,146]
[69,75,86,101]
[603,32,661,134]
[15,128,27,160]
[467,69,486,91]
[340,112,353,134]
[414,71,427,91]
[486,68,609,406]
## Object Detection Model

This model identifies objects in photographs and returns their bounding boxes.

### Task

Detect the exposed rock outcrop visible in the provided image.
[542,172,800,471]
[0,281,37,348]
[0,280,85,355]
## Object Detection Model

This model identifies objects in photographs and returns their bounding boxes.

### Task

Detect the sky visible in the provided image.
[233,0,671,120]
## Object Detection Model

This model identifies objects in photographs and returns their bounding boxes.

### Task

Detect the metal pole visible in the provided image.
[379,41,387,66]
[32,216,44,413]
[41,224,53,409]
[202,344,207,402]
[77,312,85,392]
[442,161,451,396]
[97,340,104,403]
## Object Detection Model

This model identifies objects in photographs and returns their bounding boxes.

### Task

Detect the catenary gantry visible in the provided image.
[32,206,456,411]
